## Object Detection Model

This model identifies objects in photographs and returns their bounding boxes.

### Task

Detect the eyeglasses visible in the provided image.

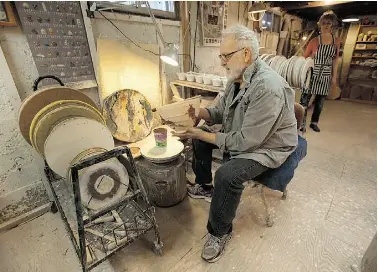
[218,48,245,62]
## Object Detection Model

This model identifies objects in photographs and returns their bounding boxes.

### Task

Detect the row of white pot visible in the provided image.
[177,72,228,88]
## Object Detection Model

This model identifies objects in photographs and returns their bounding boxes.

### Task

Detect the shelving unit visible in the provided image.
[342,23,377,104]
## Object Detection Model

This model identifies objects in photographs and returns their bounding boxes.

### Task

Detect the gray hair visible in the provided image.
[222,24,259,60]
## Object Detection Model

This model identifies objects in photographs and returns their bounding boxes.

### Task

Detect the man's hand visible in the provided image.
[188,105,200,126]
[172,127,203,140]
[172,127,217,145]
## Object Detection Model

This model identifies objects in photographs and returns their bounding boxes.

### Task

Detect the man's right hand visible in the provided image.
[188,107,211,126]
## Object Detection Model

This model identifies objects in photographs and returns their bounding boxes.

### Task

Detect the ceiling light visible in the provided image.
[324,0,333,5]
[342,18,360,22]
[302,36,307,40]
[248,2,266,21]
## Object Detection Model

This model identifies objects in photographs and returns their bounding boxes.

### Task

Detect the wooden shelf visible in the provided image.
[356,41,377,44]
[360,25,377,27]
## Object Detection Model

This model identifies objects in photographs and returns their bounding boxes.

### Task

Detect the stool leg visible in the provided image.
[258,185,274,227]
[282,188,288,200]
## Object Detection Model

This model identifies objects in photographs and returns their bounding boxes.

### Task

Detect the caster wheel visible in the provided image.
[266,217,274,227]
[51,202,58,213]
[153,241,163,256]
[153,246,163,256]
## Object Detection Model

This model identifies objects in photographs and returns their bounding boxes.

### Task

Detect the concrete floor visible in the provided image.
[0,100,376,272]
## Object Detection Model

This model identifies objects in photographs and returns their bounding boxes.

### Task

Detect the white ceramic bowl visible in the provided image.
[195,75,204,84]
[203,75,213,85]
[212,77,222,87]
[186,73,195,82]
[177,72,186,81]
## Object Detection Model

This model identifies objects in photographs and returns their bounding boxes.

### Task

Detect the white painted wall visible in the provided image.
[0,45,49,224]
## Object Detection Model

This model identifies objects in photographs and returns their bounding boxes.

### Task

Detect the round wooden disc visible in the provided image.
[79,158,129,211]
[102,89,153,143]
[44,117,114,178]
[31,101,105,156]
[19,87,98,145]
[141,139,184,164]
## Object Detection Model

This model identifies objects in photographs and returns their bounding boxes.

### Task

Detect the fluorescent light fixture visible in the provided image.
[342,18,360,22]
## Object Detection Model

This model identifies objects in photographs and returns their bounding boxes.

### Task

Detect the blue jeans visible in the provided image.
[192,138,268,237]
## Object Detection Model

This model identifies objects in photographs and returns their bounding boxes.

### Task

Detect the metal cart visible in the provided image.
[34,76,163,272]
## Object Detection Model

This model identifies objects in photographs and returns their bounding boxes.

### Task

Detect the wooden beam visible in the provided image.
[180,1,190,72]
[282,1,353,11]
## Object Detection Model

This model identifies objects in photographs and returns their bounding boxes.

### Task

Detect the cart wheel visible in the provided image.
[153,241,163,256]
[51,202,58,213]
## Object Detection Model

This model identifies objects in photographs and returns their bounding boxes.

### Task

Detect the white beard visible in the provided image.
[226,67,244,81]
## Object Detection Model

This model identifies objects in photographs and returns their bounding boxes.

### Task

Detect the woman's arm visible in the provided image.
[304,38,316,58]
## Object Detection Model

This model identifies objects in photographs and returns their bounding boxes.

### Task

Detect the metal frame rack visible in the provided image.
[45,146,163,272]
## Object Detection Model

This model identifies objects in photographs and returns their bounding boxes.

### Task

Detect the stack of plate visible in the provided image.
[260,54,314,89]
[18,86,115,178]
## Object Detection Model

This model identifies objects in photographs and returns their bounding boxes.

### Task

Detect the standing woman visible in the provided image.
[300,11,340,132]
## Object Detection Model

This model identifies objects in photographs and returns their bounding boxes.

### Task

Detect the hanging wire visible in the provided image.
[97,10,159,56]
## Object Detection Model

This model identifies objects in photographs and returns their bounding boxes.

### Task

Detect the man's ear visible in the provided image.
[244,48,251,63]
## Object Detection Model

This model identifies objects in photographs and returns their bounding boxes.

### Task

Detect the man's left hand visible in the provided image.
[172,127,203,140]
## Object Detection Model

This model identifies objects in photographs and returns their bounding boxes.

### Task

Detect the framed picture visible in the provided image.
[201,1,229,47]
[0,2,17,27]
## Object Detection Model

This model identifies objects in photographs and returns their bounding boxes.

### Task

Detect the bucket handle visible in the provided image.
[33,75,64,92]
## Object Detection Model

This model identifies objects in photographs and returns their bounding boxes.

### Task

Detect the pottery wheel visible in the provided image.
[18,87,97,145]
[102,89,153,143]
[140,139,184,164]
[79,158,129,211]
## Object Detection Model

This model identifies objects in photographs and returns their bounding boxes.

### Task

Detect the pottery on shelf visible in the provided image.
[177,72,186,81]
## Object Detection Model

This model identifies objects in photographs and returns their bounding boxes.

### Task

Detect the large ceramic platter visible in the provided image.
[286,56,297,86]
[19,87,97,145]
[44,117,114,177]
[300,58,314,88]
[102,89,153,143]
[140,139,184,164]
[30,100,104,156]
[279,59,289,79]
[294,57,306,88]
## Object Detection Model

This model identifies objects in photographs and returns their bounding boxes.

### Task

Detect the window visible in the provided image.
[261,11,281,33]
[93,1,177,20]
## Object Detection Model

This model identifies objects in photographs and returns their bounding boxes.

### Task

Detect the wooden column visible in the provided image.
[180,1,190,72]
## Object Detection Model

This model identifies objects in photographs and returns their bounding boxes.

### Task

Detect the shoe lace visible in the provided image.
[206,234,221,250]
